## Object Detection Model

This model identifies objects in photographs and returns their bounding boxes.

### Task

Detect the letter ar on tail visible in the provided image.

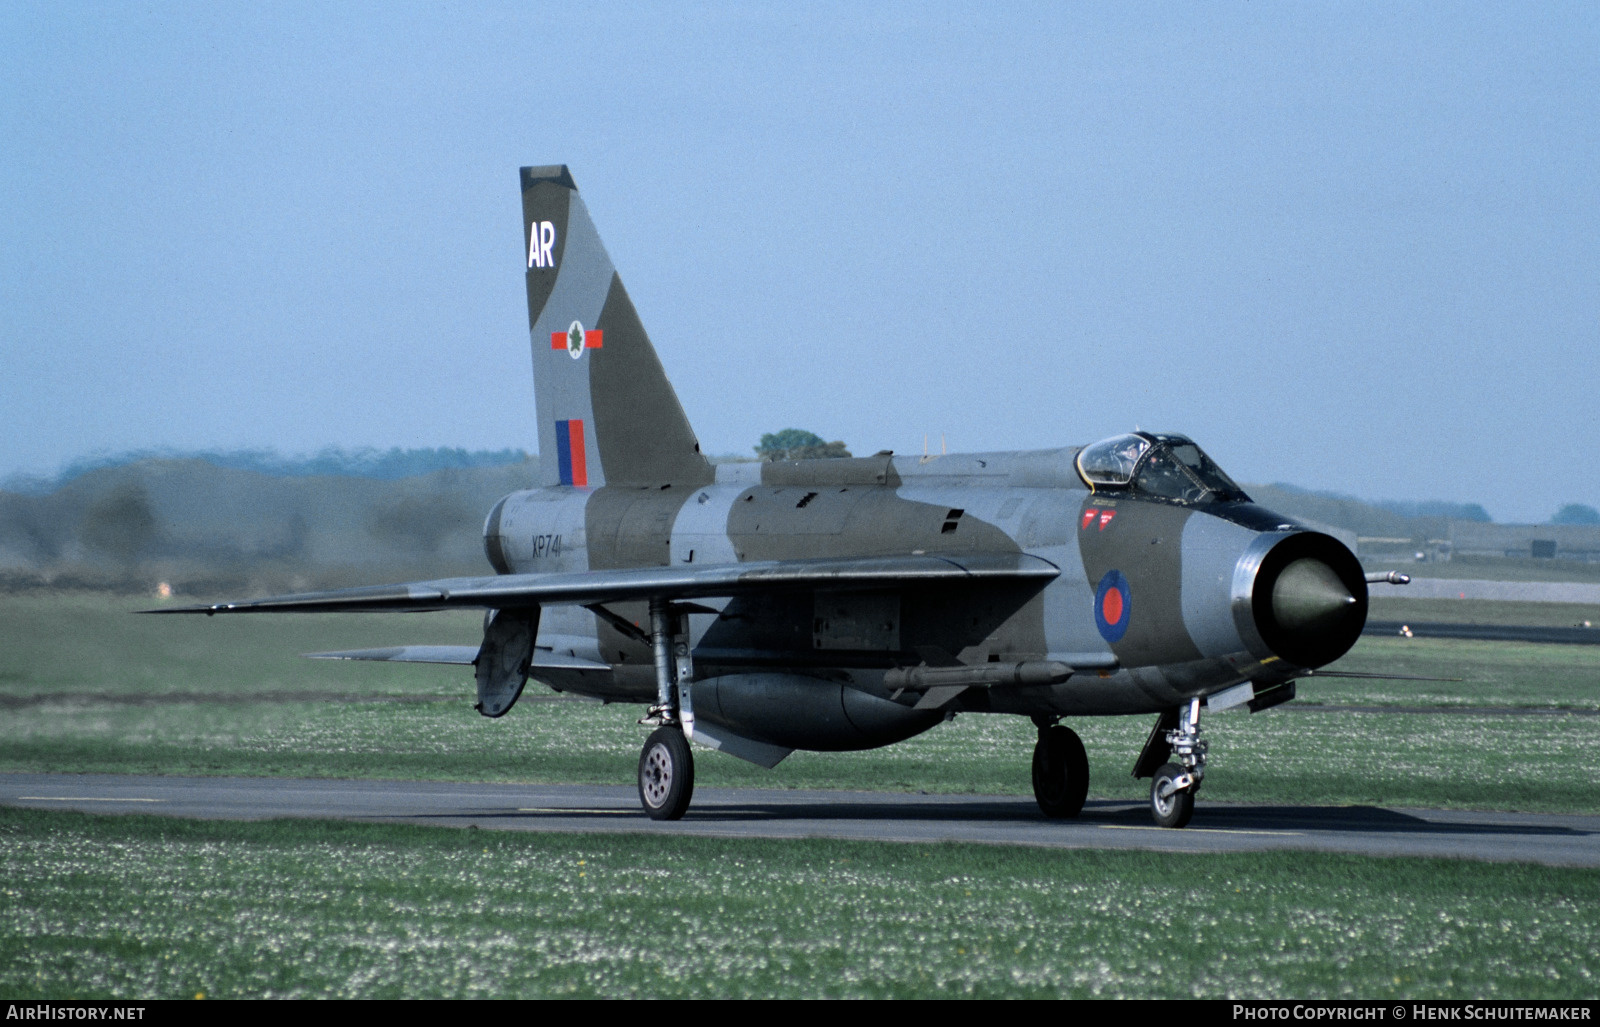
[154,165,1390,826]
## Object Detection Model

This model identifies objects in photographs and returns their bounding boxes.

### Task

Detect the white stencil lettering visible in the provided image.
[527,220,557,268]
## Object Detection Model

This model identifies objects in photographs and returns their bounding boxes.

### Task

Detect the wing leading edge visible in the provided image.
[305,646,612,671]
[149,552,1061,615]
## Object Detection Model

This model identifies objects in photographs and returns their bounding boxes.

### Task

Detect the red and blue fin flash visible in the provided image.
[555,419,587,486]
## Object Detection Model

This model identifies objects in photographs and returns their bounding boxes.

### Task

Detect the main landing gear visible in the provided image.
[1031,716,1089,818]
[637,597,696,820]
[638,725,694,820]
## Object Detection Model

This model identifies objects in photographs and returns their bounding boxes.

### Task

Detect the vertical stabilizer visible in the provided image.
[520,166,712,488]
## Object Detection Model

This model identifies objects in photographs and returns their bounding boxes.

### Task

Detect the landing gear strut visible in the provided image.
[1148,698,1206,828]
[1031,717,1089,818]
[637,597,695,820]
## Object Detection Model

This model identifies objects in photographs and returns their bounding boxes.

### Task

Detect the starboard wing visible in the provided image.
[305,645,612,671]
[148,552,1060,615]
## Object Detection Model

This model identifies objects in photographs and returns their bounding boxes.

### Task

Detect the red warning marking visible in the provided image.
[1081,509,1098,531]
[1098,509,1116,531]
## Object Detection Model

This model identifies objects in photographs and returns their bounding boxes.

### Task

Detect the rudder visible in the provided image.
[520,166,711,488]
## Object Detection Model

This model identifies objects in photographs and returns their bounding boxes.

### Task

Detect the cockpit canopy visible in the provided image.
[1075,432,1248,504]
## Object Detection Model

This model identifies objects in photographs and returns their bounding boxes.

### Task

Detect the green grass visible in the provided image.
[6,697,1594,812]
[2,807,1596,999]
[0,591,484,700]
[1316,636,1600,710]
[2,592,1598,813]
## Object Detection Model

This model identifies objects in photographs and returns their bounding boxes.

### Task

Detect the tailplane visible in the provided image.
[520,166,711,487]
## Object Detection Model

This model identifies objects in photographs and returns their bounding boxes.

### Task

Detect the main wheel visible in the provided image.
[638,726,694,821]
[1032,725,1089,818]
[1149,762,1195,829]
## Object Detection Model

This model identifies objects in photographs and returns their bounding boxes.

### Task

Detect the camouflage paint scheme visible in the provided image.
[163,166,1369,821]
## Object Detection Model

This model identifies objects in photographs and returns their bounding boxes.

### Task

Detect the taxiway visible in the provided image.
[3,772,1596,867]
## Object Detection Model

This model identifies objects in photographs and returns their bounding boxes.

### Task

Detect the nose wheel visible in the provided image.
[1149,762,1195,828]
[1132,697,1208,827]
[1147,697,1205,827]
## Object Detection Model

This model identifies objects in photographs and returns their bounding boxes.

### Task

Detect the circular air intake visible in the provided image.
[1250,532,1368,668]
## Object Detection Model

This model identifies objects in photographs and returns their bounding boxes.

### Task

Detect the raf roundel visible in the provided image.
[1094,569,1132,643]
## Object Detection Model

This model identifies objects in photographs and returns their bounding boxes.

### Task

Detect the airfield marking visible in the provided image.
[17,796,164,803]
[1098,824,1302,837]
[518,807,636,815]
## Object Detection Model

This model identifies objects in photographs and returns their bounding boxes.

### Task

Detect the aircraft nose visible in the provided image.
[1246,533,1367,669]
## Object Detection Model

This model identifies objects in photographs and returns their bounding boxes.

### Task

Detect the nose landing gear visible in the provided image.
[1150,762,1195,829]
[1135,697,1207,828]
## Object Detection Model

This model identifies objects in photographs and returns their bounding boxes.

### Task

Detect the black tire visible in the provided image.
[1031,725,1089,818]
[1149,762,1195,829]
[638,726,694,821]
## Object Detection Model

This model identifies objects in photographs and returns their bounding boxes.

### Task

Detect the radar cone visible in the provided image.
[1272,557,1358,632]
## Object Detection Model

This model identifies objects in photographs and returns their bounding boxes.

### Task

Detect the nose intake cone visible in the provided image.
[1272,557,1359,632]
[1245,532,1368,669]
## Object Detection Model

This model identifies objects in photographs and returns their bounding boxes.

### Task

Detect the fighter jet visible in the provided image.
[159,165,1387,828]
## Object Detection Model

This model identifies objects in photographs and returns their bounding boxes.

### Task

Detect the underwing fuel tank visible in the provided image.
[693,673,942,751]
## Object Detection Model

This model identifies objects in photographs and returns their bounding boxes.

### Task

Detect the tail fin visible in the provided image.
[520,166,712,488]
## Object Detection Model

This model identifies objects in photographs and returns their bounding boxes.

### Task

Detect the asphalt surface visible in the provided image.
[1368,578,1600,604]
[4,772,1597,867]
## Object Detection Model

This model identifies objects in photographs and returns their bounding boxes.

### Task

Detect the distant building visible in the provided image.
[1446,521,1600,563]
[1354,532,1449,563]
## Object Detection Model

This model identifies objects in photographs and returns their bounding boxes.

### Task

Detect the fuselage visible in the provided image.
[482,441,1368,749]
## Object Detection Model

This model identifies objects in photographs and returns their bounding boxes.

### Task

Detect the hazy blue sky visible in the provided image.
[3,2,1595,522]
